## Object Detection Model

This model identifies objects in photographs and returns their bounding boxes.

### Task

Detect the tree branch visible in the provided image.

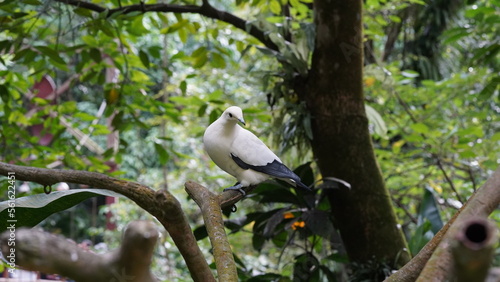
[0,162,215,282]
[0,221,158,282]
[385,165,500,281]
[451,217,497,282]
[54,0,279,52]
[185,181,238,282]
[416,165,500,281]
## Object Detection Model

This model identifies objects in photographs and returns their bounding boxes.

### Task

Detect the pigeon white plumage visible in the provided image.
[203,106,311,195]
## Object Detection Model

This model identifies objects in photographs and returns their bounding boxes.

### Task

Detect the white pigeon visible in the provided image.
[203,106,311,195]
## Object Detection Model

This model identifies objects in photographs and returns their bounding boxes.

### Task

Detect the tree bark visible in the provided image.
[385,165,500,281]
[416,166,500,281]
[185,181,238,282]
[0,221,158,282]
[304,0,411,270]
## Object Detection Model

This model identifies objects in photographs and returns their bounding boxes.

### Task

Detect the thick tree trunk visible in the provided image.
[304,0,411,271]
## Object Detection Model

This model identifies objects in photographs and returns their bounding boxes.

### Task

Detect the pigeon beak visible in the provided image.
[238,118,246,126]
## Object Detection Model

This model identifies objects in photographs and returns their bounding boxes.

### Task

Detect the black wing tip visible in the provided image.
[294,180,312,191]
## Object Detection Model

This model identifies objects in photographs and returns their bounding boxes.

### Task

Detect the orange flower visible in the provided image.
[291,220,305,230]
[283,212,295,219]
[364,77,376,87]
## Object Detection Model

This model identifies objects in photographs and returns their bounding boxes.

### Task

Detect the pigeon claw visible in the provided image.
[223,183,246,196]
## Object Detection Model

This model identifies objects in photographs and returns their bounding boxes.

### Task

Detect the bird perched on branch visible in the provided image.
[203,106,311,195]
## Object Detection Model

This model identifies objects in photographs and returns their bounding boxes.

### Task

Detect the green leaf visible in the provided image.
[73,7,94,18]
[269,0,282,14]
[0,189,124,233]
[193,224,208,240]
[253,182,302,205]
[180,80,187,95]
[198,104,208,117]
[408,220,433,256]
[294,253,320,281]
[410,123,429,134]
[210,52,226,69]
[252,233,266,251]
[302,113,313,140]
[365,105,388,139]
[478,76,499,100]
[418,186,443,234]
[139,49,150,68]
[262,208,286,238]
[89,47,101,63]
[154,143,169,165]
[388,15,401,23]
[34,45,65,65]
[303,210,334,239]
[0,84,9,103]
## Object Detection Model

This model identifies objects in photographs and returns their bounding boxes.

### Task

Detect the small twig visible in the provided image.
[393,197,418,224]
[467,165,477,192]
[435,158,464,203]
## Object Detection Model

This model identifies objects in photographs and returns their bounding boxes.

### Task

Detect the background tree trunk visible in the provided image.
[304,0,411,271]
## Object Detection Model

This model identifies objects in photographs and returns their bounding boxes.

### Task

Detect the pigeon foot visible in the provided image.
[223,183,246,196]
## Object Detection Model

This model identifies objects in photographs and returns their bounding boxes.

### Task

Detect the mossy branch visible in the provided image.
[0,221,157,282]
[386,165,500,281]
[185,181,238,282]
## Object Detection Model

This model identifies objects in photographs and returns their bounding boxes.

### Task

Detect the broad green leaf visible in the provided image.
[0,189,124,233]
[193,224,208,241]
[0,84,9,103]
[154,143,169,165]
[408,220,433,256]
[365,105,388,139]
[418,186,443,234]
[303,210,333,239]
[479,76,499,100]
[210,52,226,69]
[253,182,302,205]
[139,49,150,68]
[262,208,286,238]
[269,0,281,14]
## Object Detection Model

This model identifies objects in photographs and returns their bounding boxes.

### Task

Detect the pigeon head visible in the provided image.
[223,106,246,125]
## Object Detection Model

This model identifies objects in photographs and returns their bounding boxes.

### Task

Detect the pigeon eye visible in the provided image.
[228,113,233,118]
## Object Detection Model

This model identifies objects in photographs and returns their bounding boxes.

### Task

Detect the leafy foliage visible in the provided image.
[0,189,122,232]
